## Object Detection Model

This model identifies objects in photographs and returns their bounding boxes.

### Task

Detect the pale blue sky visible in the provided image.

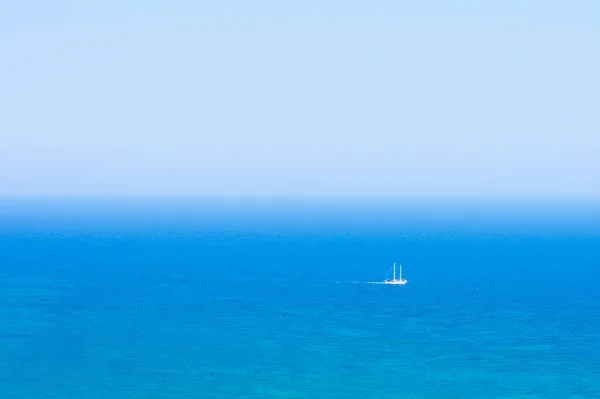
[1,1,599,198]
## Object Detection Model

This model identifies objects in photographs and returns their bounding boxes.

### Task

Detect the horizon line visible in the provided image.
[1,195,600,204]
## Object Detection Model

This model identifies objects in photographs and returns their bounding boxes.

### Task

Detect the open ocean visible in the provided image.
[1,199,599,398]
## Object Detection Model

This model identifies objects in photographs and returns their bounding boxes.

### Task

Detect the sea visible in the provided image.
[1,198,599,399]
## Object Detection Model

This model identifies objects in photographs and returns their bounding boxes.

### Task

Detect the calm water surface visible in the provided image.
[1,200,599,398]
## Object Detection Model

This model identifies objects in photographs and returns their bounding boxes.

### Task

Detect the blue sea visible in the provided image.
[1,199,600,398]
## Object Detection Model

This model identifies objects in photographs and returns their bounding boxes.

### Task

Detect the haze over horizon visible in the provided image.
[1,1,599,199]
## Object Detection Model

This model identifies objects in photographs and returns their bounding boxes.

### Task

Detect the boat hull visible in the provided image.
[384,279,407,285]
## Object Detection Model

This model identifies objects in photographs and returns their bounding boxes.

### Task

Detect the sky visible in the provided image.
[0,1,599,198]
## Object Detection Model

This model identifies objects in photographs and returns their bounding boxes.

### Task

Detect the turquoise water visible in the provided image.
[1,200,600,398]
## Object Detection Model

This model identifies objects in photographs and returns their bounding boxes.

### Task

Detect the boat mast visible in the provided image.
[393,262,396,281]
[399,264,402,280]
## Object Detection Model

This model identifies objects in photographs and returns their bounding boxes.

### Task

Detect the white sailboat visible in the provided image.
[384,262,407,285]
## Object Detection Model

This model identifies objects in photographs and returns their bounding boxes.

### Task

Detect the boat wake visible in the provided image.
[334,263,407,286]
